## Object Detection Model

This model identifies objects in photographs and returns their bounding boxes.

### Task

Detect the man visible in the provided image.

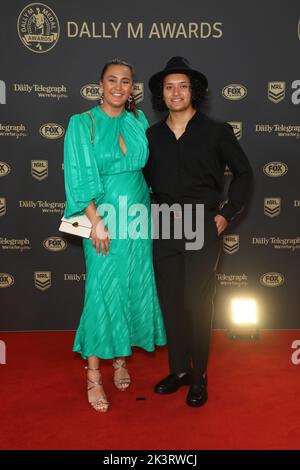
[144,57,253,407]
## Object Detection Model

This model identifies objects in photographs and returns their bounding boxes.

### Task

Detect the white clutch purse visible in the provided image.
[59,214,92,238]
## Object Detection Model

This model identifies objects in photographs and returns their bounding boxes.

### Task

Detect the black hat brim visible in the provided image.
[148,68,208,92]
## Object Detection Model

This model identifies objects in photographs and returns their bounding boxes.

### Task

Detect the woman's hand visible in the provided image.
[90,217,110,255]
[214,214,229,236]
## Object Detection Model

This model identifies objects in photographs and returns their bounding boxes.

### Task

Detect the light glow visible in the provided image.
[231,298,257,325]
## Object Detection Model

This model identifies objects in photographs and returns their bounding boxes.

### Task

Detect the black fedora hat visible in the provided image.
[148,56,208,92]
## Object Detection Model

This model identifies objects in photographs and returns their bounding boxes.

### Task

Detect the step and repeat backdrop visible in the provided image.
[0,1,299,331]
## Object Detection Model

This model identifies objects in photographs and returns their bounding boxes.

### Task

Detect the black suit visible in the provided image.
[144,111,253,382]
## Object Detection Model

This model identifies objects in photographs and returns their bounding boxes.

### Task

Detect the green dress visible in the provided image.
[63,106,166,359]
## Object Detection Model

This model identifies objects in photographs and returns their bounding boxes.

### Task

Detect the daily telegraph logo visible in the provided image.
[222,84,247,100]
[217,273,248,287]
[0,162,11,177]
[0,124,27,138]
[264,198,281,218]
[260,272,284,287]
[263,162,288,177]
[43,237,67,252]
[228,122,242,140]
[0,273,14,288]
[17,3,60,53]
[14,83,68,100]
[0,237,31,252]
[223,235,239,255]
[0,198,6,217]
[31,160,48,180]
[0,80,6,104]
[268,82,286,103]
[80,84,100,100]
[133,83,144,104]
[256,123,300,138]
[34,271,51,290]
[39,123,64,139]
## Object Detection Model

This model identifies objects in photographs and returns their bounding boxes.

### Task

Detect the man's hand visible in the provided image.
[214,214,229,236]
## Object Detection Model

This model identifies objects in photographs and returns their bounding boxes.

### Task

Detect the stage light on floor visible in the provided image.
[228,297,259,339]
[231,298,257,325]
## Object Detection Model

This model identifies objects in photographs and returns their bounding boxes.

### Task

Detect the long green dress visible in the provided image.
[63,105,166,359]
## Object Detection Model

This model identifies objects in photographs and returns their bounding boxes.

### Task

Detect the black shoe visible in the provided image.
[154,373,190,394]
[186,380,208,407]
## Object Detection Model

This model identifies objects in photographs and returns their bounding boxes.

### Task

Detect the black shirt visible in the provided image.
[144,111,253,221]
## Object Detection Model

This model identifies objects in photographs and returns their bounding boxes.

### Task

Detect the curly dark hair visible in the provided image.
[100,59,138,116]
[151,75,207,111]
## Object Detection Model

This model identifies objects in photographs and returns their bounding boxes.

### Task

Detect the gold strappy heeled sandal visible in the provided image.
[85,366,110,412]
[112,359,131,391]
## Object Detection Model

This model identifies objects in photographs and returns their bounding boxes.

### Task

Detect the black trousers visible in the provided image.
[153,213,221,383]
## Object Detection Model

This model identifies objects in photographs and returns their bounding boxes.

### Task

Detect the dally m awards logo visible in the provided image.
[31,160,48,180]
[264,198,281,218]
[17,3,60,53]
[0,198,6,217]
[263,162,288,177]
[0,273,14,288]
[228,122,242,140]
[39,123,64,139]
[260,272,284,287]
[34,271,51,290]
[0,162,11,177]
[223,235,239,255]
[268,82,286,103]
[222,84,247,100]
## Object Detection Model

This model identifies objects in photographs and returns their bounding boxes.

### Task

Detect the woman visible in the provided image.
[63,59,166,412]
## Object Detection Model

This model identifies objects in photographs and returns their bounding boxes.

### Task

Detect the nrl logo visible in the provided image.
[34,271,51,290]
[268,82,286,103]
[223,235,239,255]
[228,122,242,140]
[0,197,6,217]
[133,83,144,104]
[31,160,48,180]
[264,198,281,218]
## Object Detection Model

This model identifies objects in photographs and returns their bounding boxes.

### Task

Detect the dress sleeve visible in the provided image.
[63,113,104,218]
[137,109,150,131]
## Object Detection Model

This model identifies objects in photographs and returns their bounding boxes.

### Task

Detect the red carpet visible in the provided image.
[0,330,299,450]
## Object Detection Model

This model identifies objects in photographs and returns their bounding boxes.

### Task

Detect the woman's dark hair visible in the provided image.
[100,59,138,116]
[151,75,207,111]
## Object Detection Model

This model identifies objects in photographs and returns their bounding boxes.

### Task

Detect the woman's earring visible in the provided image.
[99,92,104,105]
[126,94,134,110]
